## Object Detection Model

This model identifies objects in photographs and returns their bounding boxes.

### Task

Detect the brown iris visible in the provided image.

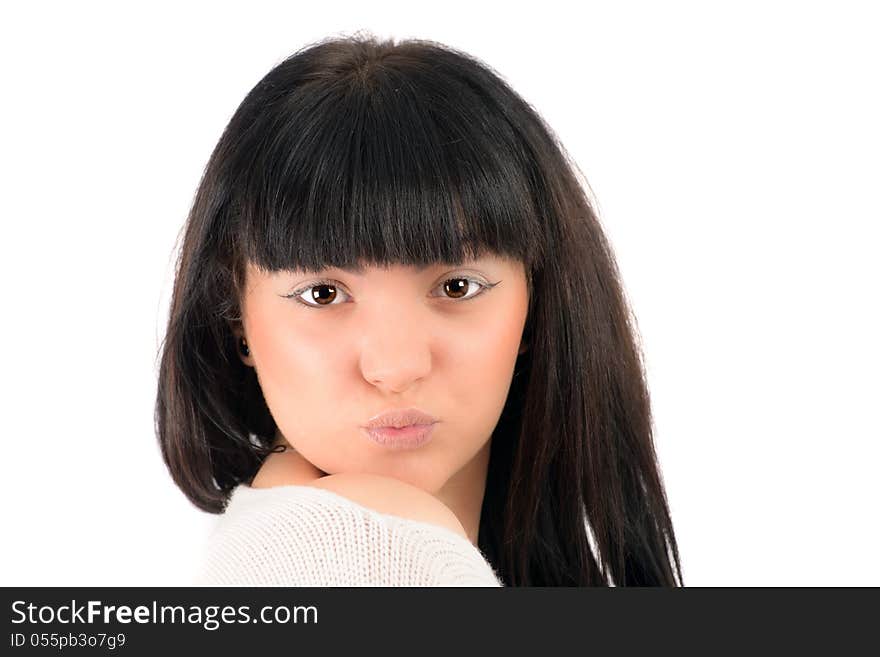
[311,284,337,305]
[444,278,469,299]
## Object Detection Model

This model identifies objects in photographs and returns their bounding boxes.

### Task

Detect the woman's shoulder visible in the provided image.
[195,482,502,586]
[306,473,468,540]
[249,448,468,540]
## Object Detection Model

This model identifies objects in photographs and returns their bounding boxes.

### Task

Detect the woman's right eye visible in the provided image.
[287,280,352,309]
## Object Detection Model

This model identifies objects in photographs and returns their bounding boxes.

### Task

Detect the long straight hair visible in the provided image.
[155,33,684,586]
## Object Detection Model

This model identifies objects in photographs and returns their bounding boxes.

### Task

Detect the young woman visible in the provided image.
[155,34,684,586]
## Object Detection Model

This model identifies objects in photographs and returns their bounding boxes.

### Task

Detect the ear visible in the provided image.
[230,322,255,368]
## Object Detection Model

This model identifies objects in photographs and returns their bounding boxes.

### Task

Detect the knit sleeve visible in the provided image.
[192,484,504,587]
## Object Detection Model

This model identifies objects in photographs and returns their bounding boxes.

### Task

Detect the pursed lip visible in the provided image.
[363,407,438,429]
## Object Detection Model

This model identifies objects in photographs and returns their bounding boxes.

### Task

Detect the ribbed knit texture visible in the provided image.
[193,484,504,587]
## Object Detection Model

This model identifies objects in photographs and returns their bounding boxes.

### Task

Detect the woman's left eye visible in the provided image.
[432,277,492,301]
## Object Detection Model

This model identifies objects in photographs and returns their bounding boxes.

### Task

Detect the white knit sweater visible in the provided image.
[193,484,504,586]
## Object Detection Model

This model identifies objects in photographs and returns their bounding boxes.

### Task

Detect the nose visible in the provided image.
[358,307,432,393]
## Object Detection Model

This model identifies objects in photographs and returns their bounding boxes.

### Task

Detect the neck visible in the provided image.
[434,439,492,547]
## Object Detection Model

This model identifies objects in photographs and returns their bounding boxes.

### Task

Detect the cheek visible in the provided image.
[247,313,346,436]
[446,301,526,417]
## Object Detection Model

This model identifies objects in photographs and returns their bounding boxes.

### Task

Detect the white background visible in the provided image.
[1,1,877,586]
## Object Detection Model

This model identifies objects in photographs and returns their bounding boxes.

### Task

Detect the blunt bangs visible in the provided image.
[225,50,547,280]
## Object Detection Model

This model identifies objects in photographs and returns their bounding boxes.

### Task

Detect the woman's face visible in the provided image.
[235,253,529,495]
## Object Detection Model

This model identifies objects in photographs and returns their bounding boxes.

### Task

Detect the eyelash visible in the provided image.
[285,276,500,310]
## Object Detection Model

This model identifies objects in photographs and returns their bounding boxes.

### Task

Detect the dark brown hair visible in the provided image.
[155,33,684,586]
